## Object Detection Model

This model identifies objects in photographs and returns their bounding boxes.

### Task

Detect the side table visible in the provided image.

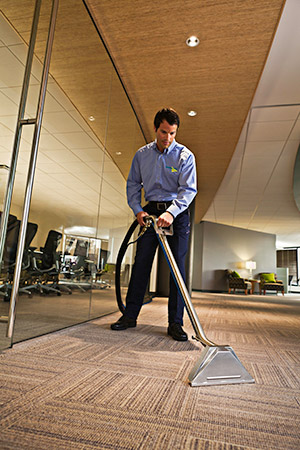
[249,279,260,294]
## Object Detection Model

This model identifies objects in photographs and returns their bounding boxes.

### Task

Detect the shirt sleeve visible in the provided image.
[126,152,144,216]
[167,152,197,218]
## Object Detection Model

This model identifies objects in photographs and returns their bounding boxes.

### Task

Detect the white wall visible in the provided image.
[192,221,276,292]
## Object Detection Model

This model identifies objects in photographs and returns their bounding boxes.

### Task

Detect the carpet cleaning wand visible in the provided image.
[145,215,255,387]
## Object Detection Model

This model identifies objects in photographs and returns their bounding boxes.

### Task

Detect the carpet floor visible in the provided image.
[0,292,299,449]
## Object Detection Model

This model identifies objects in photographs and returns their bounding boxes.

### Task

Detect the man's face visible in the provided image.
[155,120,177,152]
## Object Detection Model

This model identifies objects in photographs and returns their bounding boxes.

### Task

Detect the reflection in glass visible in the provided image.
[0,2,145,348]
[0,207,17,349]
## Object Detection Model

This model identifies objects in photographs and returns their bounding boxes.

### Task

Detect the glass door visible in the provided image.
[0,1,146,348]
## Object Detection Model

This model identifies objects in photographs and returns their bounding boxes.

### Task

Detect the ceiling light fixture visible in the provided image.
[186,36,199,47]
[88,116,95,121]
[116,152,122,155]
[188,110,197,117]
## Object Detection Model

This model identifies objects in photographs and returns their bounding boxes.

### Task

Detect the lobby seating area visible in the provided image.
[226,270,286,296]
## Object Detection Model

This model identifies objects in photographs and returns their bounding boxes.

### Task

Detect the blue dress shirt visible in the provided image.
[127,139,197,218]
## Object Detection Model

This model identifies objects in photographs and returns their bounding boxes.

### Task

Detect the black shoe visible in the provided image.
[111,315,136,331]
[167,323,188,341]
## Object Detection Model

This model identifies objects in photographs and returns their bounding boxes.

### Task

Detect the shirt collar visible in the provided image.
[154,139,177,153]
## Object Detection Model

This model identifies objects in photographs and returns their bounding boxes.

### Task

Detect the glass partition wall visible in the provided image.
[0,1,145,349]
[0,164,11,349]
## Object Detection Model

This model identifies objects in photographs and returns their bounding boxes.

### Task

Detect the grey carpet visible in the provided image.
[0,292,299,449]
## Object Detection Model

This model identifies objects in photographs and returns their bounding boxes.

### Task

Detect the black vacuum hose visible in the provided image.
[115,219,139,314]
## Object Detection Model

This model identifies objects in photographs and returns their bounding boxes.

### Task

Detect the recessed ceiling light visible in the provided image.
[186,36,199,47]
[88,116,95,121]
[116,152,122,155]
[188,110,197,117]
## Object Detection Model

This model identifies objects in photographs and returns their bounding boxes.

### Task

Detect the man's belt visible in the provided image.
[148,201,173,210]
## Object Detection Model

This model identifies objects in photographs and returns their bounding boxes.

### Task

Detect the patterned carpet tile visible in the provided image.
[49,367,299,425]
[1,400,196,449]
[190,408,300,449]
[111,377,195,417]
[115,372,194,417]
[193,384,299,414]
[0,377,38,407]
[261,329,300,343]
[64,323,174,351]
[251,362,300,388]
[198,331,267,347]
[141,433,260,450]
[140,431,262,450]
[2,419,149,449]
[0,366,96,427]
[0,353,63,404]
[2,397,299,450]
[171,436,258,450]
[266,347,300,370]
[98,348,188,379]
[57,370,148,407]
[31,338,121,363]
[0,293,300,449]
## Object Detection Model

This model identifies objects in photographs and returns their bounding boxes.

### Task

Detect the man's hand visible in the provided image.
[136,211,149,226]
[157,211,174,228]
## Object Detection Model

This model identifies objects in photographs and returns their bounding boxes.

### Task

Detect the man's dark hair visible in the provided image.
[154,108,180,131]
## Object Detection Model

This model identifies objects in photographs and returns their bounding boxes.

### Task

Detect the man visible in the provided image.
[111,108,197,341]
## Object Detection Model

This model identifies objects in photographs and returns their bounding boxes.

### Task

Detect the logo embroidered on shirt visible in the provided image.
[166,166,178,173]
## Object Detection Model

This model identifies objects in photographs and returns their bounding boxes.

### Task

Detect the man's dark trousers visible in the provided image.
[124,206,190,325]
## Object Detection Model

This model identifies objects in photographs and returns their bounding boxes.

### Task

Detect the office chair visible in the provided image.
[0,218,38,301]
[27,230,63,296]
[19,222,39,293]
[0,216,20,300]
[59,239,93,292]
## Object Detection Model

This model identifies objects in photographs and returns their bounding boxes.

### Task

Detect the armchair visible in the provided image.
[259,273,284,295]
[226,270,252,295]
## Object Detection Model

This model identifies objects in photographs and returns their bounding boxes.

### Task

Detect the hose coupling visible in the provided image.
[139,215,155,237]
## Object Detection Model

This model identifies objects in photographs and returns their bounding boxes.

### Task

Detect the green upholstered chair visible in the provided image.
[226,269,252,295]
[259,273,284,295]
